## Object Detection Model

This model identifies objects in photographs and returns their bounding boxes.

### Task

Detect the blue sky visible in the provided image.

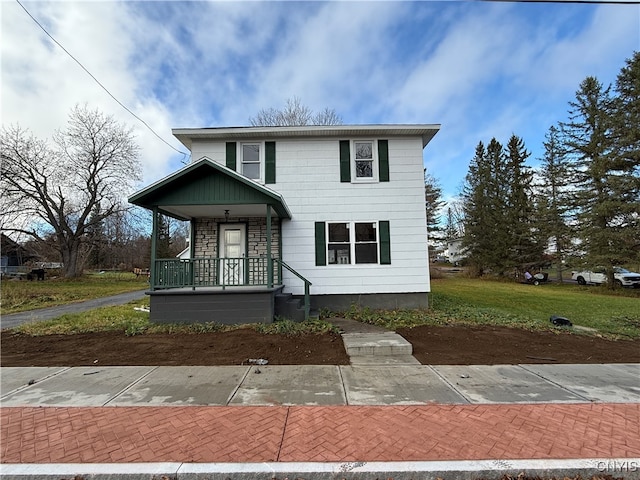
[2,1,638,203]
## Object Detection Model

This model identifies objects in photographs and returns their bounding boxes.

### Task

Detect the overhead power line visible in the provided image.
[15,0,189,161]
[479,0,639,4]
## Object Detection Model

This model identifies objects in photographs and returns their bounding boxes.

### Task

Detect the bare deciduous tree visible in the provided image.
[249,97,343,126]
[0,105,141,277]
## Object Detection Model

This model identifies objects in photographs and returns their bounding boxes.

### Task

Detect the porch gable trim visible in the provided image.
[128,157,291,219]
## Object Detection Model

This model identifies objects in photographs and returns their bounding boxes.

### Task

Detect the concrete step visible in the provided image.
[349,355,421,365]
[341,332,413,356]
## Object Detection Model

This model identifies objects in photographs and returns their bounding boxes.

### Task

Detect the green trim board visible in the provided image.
[378,140,389,182]
[315,222,326,266]
[265,141,276,184]
[226,142,237,170]
[339,140,350,183]
[129,158,291,219]
[379,220,391,264]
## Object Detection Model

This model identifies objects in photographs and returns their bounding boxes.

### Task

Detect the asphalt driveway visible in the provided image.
[0,290,147,329]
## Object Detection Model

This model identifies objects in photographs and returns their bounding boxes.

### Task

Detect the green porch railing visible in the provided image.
[274,259,312,321]
[153,257,282,290]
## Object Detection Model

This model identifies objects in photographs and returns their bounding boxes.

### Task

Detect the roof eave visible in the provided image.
[173,124,441,150]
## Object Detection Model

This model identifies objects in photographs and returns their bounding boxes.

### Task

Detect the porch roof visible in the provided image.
[129,158,292,220]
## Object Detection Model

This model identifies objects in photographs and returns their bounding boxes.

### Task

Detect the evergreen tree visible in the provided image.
[424,169,445,241]
[462,136,540,277]
[462,140,510,275]
[560,76,624,286]
[609,52,640,267]
[504,134,541,271]
[537,125,573,282]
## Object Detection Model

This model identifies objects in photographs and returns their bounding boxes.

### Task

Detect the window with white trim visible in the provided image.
[354,141,374,179]
[327,221,378,265]
[340,140,385,183]
[241,143,261,180]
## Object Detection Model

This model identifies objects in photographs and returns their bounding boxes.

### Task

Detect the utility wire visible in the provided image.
[15,0,189,161]
[479,0,638,3]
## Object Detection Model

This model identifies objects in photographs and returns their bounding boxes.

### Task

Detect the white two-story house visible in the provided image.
[129,124,440,324]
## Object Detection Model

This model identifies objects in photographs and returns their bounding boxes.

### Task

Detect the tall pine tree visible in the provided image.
[462,136,540,277]
[560,76,626,286]
[609,52,640,268]
[504,134,542,271]
[424,169,445,242]
[462,139,510,275]
[537,125,573,281]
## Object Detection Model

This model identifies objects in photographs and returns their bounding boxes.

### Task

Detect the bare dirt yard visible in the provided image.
[2,323,638,366]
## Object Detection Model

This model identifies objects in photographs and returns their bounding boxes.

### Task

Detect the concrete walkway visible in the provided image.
[2,364,640,406]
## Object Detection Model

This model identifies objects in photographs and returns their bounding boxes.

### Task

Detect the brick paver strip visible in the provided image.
[1,404,638,464]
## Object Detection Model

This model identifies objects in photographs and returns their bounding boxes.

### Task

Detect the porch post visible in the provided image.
[189,219,196,258]
[278,216,283,284]
[190,218,196,290]
[266,204,273,288]
[150,207,159,291]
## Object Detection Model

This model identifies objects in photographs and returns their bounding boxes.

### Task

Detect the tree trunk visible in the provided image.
[61,240,82,278]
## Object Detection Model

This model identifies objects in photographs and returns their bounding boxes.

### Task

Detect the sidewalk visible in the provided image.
[1,364,640,479]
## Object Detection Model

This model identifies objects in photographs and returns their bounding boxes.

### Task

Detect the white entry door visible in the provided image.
[219,223,246,285]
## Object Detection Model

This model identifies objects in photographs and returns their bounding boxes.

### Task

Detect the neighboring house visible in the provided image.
[0,233,33,275]
[129,124,440,324]
[445,238,465,265]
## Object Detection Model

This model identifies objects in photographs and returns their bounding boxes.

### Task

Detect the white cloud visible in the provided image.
[2,0,637,201]
[1,1,186,185]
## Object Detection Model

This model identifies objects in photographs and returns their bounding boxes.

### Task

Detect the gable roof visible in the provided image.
[172,124,440,150]
[129,158,291,220]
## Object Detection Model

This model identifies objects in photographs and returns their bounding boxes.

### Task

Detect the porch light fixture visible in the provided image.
[224,209,230,222]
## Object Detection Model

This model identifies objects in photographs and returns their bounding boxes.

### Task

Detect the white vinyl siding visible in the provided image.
[276,137,428,295]
[190,136,429,296]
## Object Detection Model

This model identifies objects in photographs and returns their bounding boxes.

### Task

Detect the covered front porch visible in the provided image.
[129,158,311,324]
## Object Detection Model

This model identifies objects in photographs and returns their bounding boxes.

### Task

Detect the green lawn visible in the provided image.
[3,271,638,340]
[429,277,640,339]
[1,271,148,314]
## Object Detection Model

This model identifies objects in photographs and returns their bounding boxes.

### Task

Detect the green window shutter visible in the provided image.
[315,222,326,266]
[226,142,237,170]
[265,141,276,184]
[378,140,389,182]
[379,220,391,264]
[339,140,351,182]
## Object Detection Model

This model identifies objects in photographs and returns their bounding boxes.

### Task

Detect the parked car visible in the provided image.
[571,267,640,288]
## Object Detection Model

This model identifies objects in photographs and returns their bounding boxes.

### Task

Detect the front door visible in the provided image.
[219,223,246,285]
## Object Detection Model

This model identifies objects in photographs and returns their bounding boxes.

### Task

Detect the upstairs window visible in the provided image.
[241,143,261,180]
[226,141,276,184]
[340,140,389,183]
[354,141,374,179]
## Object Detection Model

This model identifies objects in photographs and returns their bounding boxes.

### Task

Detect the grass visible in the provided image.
[5,272,639,340]
[341,277,640,340]
[11,296,340,337]
[1,271,148,314]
